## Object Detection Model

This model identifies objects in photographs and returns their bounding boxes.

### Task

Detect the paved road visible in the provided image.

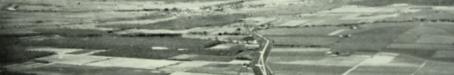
[250,30,274,75]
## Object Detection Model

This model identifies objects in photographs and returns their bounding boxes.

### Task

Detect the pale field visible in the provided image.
[161,61,218,72]
[86,57,180,69]
[36,54,111,65]
[271,4,427,26]
[270,48,370,67]
[21,47,183,70]
[433,6,454,12]
[269,47,430,75]
[168,54,199,60]
[17,63,168,75]
[208,43,239,50]
[32,52,183,70]
[187,64,246,75]
[28,47,83,54]
[259,27,346,36]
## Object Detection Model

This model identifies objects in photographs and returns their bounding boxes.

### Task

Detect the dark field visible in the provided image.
[259,27,346,47]
[0,71,35,75]
[268,48,328,61]
[267,36,339,47]
[95,13,170,23]
[0,37,54,65]
[33,28,110,36]
[19,36,228,59]
[102,14,247,30]
[331,22,417,51]
[268,48,352,75]
[269,64,350,75]
[331,22,454,62]
[416,61,454,75]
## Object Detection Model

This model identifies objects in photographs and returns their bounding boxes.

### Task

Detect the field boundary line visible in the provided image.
[328,29,346,36]
[411,60,427,75]
[341,59,367,75]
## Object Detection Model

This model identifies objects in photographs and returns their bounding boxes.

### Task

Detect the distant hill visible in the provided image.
[351,0,454,6]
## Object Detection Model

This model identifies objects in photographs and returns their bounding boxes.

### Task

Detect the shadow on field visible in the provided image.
[0,37,54,66]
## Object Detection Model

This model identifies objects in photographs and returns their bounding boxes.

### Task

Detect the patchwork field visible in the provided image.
[268,48,371,75]
[186,64,246,75]
[268,47,443,75]
[3,0,454,75]
[18,35,233,60]
[20,64,168,75]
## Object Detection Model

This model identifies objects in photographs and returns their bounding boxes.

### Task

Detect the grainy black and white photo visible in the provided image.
[1,0,454,75]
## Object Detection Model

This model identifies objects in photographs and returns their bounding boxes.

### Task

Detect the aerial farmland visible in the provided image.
[1,0,454,75]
